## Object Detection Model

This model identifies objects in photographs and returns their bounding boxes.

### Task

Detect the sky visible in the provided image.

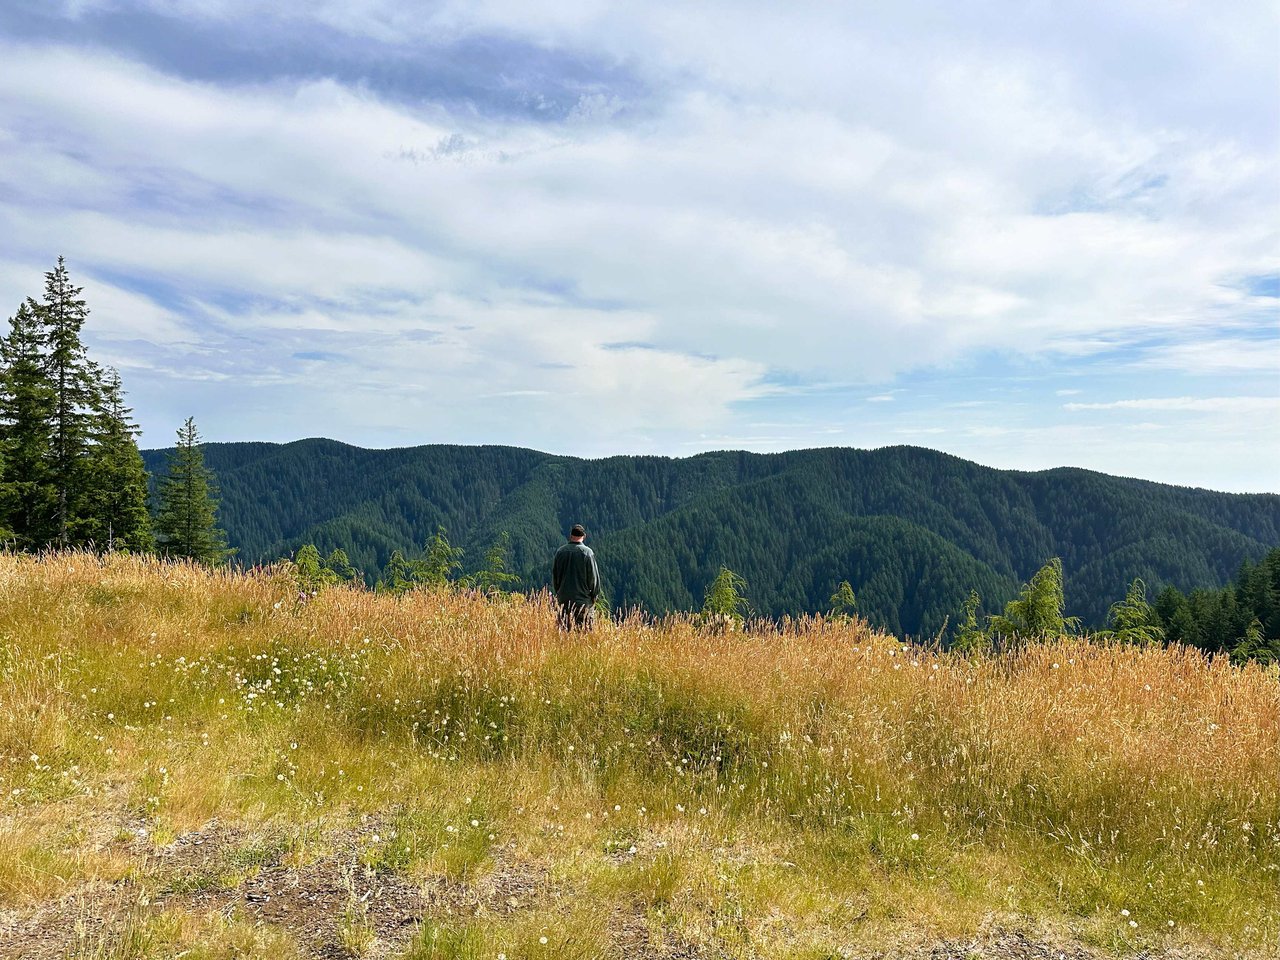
[0,1,1277,492]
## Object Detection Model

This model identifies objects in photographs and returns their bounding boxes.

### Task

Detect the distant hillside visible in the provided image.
[142,441,1280,636]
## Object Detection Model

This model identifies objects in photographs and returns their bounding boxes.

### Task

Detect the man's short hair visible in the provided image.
[570,523,586,538]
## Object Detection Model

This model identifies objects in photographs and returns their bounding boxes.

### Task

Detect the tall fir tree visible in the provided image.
[0,299,57,547]
[83,368,153,552]
[154,417,230,564]
[35,257,100,547]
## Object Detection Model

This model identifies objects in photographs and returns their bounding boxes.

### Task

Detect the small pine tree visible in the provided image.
[700,566,750,631]
[1232,618,1277,666]
[377,550,414,595]
[421,526,464,587]
[593,591,611,621]
[951,589,991,653]
[1099,578,1164,646]
[293,544,359,594]
[0,300,56,546]
[294,544,330,594]
[468,531,520,595]
[154,417,231,564]
[83,368,152,552]
[828,580,857,619]
[988,557,1079,643]
[324,548,358,583]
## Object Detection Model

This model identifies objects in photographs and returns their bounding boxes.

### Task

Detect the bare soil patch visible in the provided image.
[0,821,1234,960]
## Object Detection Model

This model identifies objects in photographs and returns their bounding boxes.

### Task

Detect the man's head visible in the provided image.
[569,523,586,542]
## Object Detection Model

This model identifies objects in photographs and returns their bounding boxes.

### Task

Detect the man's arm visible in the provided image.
[552,548,565,593]
[589,552,600,601]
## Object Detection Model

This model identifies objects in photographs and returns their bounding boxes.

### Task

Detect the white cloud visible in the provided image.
[0,3,1275,487]
[1137,340,1280,375]
[1064,396,1279,413]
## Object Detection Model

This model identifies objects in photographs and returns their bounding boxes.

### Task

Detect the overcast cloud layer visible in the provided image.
[1,1,1277,491]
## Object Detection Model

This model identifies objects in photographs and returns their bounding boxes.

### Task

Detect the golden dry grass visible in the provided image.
[0,551,1276,959]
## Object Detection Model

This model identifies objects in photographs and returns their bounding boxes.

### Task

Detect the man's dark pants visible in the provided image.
[557,601,595,631]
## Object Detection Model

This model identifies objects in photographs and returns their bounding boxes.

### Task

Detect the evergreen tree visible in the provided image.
[154,417,230,564]
[293,544,359,593]
[421,526,464,587]
[1098,578,1164,646]
[1150,549,1280,662]
[828,580,857,619]
[1232,617,1277,666]
[35,258,100,547]
[0,300,56,546]
[324,547,358,583]
[294,543,332,593]
[1154,586,1200,648]
[700,566,750,630]
[988,557,1079,643]
[951,589,991,653]
[83,368,152,551]
[377,549,416,595]
[1236,552,1280,640]
[468,531,520,595]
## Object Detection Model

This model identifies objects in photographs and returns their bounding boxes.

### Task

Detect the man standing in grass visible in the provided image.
[553,523,600,630]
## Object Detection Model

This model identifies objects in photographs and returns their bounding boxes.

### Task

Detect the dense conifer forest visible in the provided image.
[142,438,1280,639]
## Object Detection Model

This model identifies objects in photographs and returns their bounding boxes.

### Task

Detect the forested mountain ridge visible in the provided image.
[141,439,1280,637]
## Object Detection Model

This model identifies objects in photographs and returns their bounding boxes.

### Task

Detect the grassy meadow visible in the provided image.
[0,552,1277,959]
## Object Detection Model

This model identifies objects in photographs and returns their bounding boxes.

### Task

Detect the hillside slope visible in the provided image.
[142,441,1280,635]
[3,553,1276,957]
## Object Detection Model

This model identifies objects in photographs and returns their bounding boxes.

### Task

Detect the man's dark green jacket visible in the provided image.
[553,541,599,606]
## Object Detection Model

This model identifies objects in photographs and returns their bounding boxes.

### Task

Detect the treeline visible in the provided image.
[1154,550,1280,662]
[953,553,1280,664]
[293,527,520,598]
[289,525,1280,664]
[140,439,1280,636]
[0,259,228,561]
